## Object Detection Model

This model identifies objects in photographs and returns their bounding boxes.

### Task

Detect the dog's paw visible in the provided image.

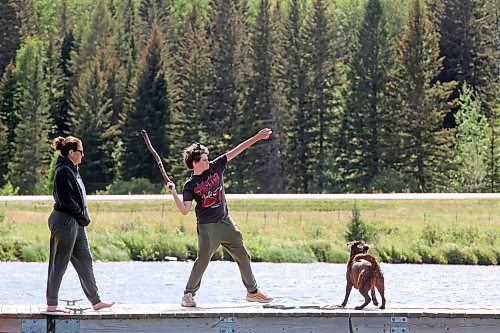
[379,305,385,310]
[372,300,379,306]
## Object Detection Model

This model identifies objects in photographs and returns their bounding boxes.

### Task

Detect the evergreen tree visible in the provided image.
[437,0,499,124]
[336,0,395,191]
[46,35,66,137]
[239,0,283,193]
[9,0,37,40]
[203,0,249,192]
[53,1,75,136]
[69,54,115,193]
[139,0,174,43]
[302,0,337,192]
[0,0,20,76]
[452,83,490,192]
[0,120,7,186]
[169,2,210,181]
[8,38,52,194]
[70,1,113,80]
[279,0,309,192]
[0,62,18,179]
[392,0,456,191]
[105,57,128,125]
[120,24,170,184]
[112,0,139,85]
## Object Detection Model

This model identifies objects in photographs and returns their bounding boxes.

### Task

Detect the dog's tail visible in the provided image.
[353,254,379,269]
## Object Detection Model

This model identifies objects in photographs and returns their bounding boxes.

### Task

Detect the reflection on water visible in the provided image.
[1,261,499,307]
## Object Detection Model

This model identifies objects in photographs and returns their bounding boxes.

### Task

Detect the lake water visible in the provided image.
[0,261,499,308]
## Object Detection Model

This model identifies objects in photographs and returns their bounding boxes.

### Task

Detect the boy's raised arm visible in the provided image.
[225,128,272,162]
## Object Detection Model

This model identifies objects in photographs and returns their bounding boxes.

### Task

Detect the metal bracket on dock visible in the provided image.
[220,316,236,323]
[391,316,408,323]
[220,328,237,333]
[391,328,409,333]
[219,316,237,333]
[390,316,409,333]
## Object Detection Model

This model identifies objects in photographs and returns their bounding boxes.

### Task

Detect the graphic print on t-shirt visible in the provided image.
[194,172,223,208]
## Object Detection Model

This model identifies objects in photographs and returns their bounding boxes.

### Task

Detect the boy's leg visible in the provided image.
[70,227,101,305]
[184,223,221,296]
[46,211,78,307]
[220,216,258,293]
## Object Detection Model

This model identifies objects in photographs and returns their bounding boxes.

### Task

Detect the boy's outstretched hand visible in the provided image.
[256,128,272,140]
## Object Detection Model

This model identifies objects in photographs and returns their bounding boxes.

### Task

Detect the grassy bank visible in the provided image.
[0,199,499,264]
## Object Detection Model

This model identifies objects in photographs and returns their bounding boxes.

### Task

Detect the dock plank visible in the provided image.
[1,304,499,333]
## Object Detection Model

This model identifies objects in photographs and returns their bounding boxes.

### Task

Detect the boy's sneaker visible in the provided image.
[246,290,273,303]
[181,293,196,307]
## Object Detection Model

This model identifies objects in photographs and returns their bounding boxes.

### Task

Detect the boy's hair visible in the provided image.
[183,143,209,170]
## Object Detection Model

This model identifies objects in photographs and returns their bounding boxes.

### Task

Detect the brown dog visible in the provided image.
[339,240,386,310]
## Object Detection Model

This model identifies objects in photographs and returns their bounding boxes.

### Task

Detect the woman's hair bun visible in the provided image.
[51,136,65,151]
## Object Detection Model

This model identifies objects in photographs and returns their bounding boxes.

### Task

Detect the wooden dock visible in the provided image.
[1,303,499,333]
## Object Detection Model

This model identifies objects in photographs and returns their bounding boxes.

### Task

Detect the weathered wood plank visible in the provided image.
[1,304,499,333]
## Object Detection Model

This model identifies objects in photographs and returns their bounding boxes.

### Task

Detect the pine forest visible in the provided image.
[0,0,498,194]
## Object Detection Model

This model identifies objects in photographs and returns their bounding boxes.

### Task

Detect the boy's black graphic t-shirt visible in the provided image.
[182,155,228,224]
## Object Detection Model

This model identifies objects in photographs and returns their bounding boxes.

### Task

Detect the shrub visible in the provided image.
[367,169,419,193]
[0,237,25,260]
[473,248,497,265]
[0,181,19,195]
[443,244,478,265]
[345,202,377,243]
[450,225,481,246]
[91,243,131,261]
[421,224,445,246]
[102,178,158,194]
[411,242,446,264]
[21,242,48,262]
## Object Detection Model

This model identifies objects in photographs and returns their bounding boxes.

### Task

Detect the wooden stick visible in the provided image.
[141,130,172,184]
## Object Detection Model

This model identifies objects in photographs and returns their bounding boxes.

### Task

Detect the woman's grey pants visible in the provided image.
[184,216,258,296]
[46,210,101,306]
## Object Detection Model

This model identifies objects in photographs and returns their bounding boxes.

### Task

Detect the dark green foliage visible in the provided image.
[240,0,285,193]
[344,202,376,243]
[169,2,210,181]
[389,0,456,191]
[0,0,21,76]
[54,28,75,136]
[103,178,158,194]
[452,84,491,192]
[0,0,496,194]
[301,0,337,192]
[279,0,309,192]
[367,168,419,193]
[0,62,18,186]
[437,0,498,123]
[336,0,395,192]
[8,38,52,194]
[0,120,7,185]
[121,24,170,184]
[113,0,139,85]
[46,35,66,138]
[68,54,115,193]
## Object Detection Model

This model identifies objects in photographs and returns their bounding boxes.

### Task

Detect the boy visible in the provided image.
[166,128,273,307]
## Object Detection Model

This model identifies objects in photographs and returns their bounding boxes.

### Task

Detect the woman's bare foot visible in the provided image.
[46,305,71,313]
[92,301,116,311]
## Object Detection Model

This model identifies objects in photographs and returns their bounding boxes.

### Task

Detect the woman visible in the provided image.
[46,136,114,312]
